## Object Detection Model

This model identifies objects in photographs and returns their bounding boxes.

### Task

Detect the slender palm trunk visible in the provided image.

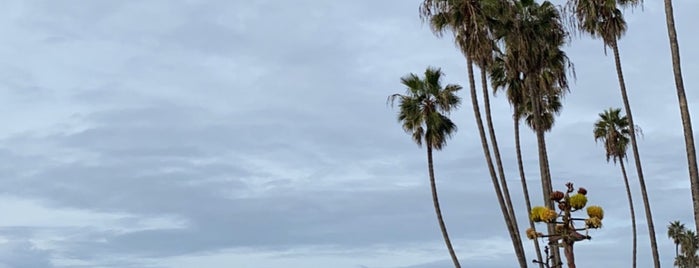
[535,124,560,266]
[663,0,699,232]
[515,115,544,268]
[479,67,526,260]
[467,59,527,268]
[674,240,678,259]
[527,78,560,266]
[427,145,461,268]
[620,159,638,268]
[611,39,661,268]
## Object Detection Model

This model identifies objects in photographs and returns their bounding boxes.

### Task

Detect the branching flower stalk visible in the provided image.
[527,182,603,268]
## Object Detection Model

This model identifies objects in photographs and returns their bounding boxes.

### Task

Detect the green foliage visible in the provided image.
[668,221,699,267]
[488,0,571,133]
[593,108,632,163]
[389,67,461,150]
[566,0,642,46]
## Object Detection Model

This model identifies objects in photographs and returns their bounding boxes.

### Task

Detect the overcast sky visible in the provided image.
[0,0,697,267]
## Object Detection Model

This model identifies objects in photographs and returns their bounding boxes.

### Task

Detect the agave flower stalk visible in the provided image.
[527,182,603,268]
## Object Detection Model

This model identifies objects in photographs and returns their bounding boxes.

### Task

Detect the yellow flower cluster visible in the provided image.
[531,206,557,223]
[586,206,604,220]
[530,206,546,222]
[569,194,588,210]
[541,208,557,223]
[585,217,603,229]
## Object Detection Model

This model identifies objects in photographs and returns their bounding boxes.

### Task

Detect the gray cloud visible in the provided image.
[0,241,53,268]
[0,0,696,267]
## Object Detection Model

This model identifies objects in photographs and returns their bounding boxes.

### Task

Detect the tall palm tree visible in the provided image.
[490,52,563,268]
[567,0,660,266]
[593,108,637,268]
[663,0,699,233]
[669,221,687,259]
[495,0,570,208]
[491,1,572,265]
[389,67,462,268]
[421,1,528,266]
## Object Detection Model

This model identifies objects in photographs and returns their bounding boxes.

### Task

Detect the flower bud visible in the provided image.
[577,187,588,195]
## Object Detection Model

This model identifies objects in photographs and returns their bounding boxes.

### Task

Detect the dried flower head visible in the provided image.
[526,228,541,240]
[585,217,603,229]
[578,187,588,195]
[587,206,604,220]
[558,201,569,211]
[555,224,565,234]
[569,194,588,210]
[551,191,565,201]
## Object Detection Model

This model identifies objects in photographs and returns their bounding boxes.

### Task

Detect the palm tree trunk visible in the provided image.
[526,77,560,266]
[479,67,527,262]
[663,0,699,233]
[467,59,527,268]
[427,144,461,268]
[675,242,678,260]
[611,39,661,268]
[535,126,560,266]
[620,159,638,268]
[515,116,544,268]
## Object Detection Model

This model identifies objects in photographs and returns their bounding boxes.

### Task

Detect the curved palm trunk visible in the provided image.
[515,115,544,267]
[620,159,638,268]
[427,145,461,268]
[611,39,661,268]
[479,67,525,255]
[663,0,699,233]
[467,59,527,268]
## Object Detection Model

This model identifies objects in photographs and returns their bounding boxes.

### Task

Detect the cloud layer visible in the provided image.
[0,0,697,267]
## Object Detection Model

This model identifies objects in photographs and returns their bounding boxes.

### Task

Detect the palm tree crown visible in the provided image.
[568,0,640,44]
[670,221,688,257]
[593,108,631,162]
[676,229,699,268]
[390,67,461,149]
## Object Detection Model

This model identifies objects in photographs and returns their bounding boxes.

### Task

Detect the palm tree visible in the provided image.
[495,0,570,208]
[490,51,563,268]
[421,1,527,266]
[669,221,687,259]
[491,1,572,265]
[593,108,637,268]
[389,67,462,267]
[677,230,699,268]
[663,0,699,233]
[567,0,660,266]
